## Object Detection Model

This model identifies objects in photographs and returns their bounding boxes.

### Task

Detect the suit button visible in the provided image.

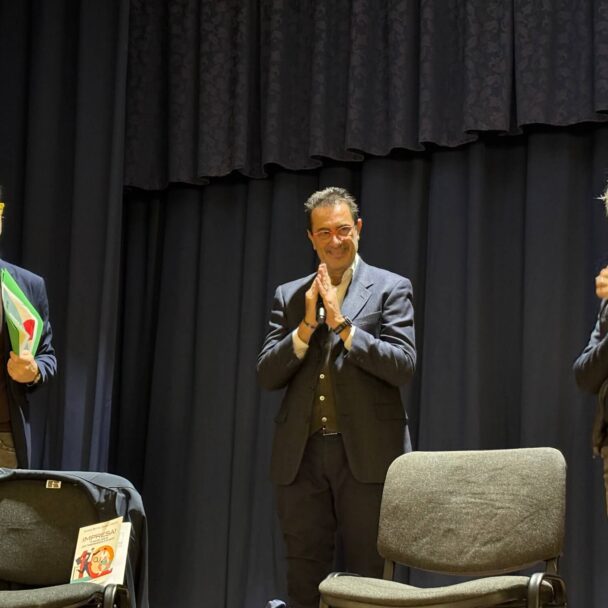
[319,395,325,402]
[319,373,325,379]
[321,416,328,424]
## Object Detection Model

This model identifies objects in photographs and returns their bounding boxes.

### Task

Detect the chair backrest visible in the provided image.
[0,476,108,585]
[377,448,566,576]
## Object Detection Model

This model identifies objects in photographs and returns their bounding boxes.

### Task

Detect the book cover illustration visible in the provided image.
[70,516,131,586]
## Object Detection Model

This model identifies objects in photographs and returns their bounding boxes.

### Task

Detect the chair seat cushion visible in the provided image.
[319,574,555,607]
[0,582,104,608]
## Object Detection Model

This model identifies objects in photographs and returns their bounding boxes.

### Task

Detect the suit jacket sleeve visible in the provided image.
[257,284,306,391]
[29,275,57,388]
[574,300,608,394]
[344,276,416,387]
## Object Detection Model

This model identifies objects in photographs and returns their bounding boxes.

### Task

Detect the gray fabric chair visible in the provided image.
[0,469,147,608]
[319,448,567,608]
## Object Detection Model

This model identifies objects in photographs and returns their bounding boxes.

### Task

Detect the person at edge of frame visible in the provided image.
[574,181,608,515]
[0,186,57,469]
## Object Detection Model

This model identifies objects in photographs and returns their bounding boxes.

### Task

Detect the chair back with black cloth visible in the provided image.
[319,447,567,608]
[0,468,148,608]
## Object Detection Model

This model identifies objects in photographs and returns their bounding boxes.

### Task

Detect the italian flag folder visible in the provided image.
[0,269,43,356]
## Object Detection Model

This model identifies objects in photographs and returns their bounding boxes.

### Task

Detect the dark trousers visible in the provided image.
[276,433,384,608]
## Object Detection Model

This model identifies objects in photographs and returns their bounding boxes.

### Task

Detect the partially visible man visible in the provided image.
[574,259,608,516]
[0,190,57,468]
[257,187,416,608]
[574,264,608,393]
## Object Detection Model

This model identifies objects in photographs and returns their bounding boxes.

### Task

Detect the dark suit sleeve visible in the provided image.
[257,285,305,391]
[30,276,57,388]
[345,276,416,387]
[574,301,608,394]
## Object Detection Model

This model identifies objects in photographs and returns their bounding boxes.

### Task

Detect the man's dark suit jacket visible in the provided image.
[573,300,608,514]
[0,260,56,467]
[574,299,608,394]
[257,258,416,485]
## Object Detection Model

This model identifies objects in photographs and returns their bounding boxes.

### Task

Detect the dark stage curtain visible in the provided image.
[3,2,608,608]
[117,125,608,607]
[125,0,608,189]
[0,0,128,470]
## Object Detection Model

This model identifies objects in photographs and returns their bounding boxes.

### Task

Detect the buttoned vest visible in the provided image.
[309,327,339,435]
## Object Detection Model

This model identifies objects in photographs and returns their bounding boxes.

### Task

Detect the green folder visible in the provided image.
[1,269,43,356]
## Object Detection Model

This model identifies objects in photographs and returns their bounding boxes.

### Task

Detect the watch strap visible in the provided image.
[333,316,352,335]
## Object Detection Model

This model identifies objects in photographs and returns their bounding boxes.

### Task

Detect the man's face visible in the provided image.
[307,202,362,280]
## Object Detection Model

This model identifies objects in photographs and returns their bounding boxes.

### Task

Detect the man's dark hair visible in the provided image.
[304,187,359,229]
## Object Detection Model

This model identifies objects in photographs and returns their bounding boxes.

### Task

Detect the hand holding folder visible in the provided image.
[1,268,43,356]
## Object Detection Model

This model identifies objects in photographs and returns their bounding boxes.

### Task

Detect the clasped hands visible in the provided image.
[6,350,39,384]
[298,263,347,343]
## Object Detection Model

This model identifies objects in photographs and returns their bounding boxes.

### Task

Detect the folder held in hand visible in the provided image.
[1,269,43,356]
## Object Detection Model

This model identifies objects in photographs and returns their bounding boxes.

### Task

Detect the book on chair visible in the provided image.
[70,516,131,586]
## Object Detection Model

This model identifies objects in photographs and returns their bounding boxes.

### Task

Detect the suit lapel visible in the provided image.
[341,259,373,321]
[325,260,373,354]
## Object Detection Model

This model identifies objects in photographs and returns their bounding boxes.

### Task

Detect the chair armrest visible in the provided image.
[103,584,131,608]
[527,572,567,608]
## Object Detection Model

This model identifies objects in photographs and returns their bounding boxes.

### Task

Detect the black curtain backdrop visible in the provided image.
[1,1,608,608]
[117,128,608,607]
[0,0,128,469]
[125,0,608,189]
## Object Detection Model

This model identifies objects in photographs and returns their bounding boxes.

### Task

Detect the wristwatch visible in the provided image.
[332,316,352,335]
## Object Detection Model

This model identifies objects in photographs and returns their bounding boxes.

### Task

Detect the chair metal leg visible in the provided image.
[382,559,394,581]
